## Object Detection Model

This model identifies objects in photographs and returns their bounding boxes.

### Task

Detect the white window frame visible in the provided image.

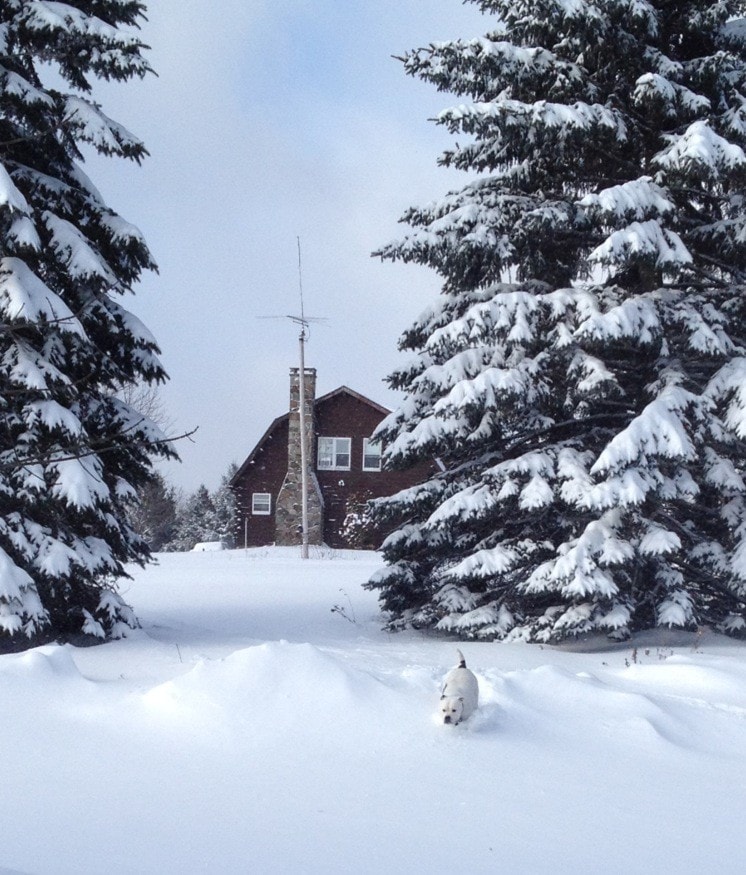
[251,492,271,515]
[317,436,351,471]
[362,437,382,472]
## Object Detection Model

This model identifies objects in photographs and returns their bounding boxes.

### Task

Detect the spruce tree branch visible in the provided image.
[503,412,630,458]
[675,558,745,606]
[0,131,54,149]
[691,253,746,284]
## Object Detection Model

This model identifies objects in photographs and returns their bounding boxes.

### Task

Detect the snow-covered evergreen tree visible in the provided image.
[167,485,219,552]
[368,0,746,641]
[0,2,171,647]
[164,467,238,552]
[127,472,177,552]
[213,462,238,547]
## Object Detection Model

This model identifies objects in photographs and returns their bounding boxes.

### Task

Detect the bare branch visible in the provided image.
[0,426,198,476]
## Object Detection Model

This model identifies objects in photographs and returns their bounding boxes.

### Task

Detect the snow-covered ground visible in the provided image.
[2,548,746,874]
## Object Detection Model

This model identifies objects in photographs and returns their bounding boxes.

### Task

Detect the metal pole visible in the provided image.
[298,329,310,560]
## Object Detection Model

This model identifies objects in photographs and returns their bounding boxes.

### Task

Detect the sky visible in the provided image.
[81,0,489,493]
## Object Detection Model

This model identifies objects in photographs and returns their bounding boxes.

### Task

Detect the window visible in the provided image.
[362,437,382,471]
[317,436,351,470]
[252,493,271,515]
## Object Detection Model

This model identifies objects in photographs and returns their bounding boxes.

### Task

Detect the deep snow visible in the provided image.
[2,547,745,874]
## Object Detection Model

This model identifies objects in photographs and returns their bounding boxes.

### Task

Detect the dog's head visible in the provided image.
[440,695,465,725]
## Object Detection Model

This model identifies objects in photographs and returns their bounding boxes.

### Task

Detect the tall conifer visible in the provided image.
[0,1,170,647]
[369,1,746,641]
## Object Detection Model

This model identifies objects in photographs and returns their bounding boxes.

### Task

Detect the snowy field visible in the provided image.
[2,549,746,875]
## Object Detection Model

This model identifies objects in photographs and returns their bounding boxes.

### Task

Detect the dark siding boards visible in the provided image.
[231,387,432,549]
[232,418,289,548]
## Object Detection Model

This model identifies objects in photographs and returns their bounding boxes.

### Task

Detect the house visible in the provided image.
[230,368,434,549]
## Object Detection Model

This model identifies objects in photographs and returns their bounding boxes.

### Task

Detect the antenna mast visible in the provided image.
[256,244,326,558]
[296,237,310,560]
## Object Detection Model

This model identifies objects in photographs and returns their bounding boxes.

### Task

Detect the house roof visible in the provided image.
[316,385,389,416]
[230,385,390,485]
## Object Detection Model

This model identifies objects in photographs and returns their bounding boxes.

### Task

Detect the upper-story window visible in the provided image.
[252,492,271,515]
[362,437,382,471]
[317,436,351,470]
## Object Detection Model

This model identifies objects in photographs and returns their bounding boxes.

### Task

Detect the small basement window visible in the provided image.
[252,493,271,515]
[317,436,351,470]
[362,437,382,471]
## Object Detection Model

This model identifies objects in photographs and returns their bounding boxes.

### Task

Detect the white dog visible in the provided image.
[439,650,479,725]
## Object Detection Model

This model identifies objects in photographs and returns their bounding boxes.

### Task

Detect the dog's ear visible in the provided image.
[440,694,446,700]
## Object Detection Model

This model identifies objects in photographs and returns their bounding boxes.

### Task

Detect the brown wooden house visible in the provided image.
[230,368,434,549]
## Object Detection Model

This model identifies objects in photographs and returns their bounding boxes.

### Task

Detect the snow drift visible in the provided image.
[0,548,745,874]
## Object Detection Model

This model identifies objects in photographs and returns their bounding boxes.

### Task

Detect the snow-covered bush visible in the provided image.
[367,0,746,641]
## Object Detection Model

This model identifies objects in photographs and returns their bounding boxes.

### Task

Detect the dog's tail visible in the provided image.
[456,649,467,668]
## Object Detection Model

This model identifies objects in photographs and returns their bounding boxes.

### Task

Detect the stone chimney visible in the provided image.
[275,367,324,545]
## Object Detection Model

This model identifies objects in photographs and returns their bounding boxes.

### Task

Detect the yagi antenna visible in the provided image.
[256,237,329,332]
[282,237,328,338]
[262,238,327,336]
